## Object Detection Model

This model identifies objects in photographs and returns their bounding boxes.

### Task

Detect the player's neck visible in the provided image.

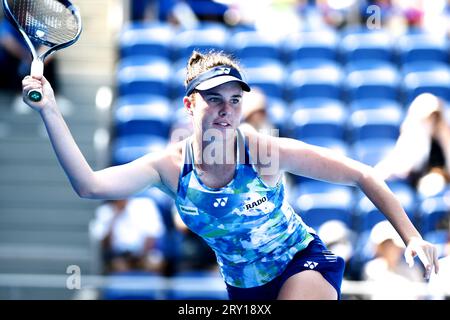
[192,131,237,170]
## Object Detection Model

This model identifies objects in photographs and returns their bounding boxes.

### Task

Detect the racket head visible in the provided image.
[2,0,82,60]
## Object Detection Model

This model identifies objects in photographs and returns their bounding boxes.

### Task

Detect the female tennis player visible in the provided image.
[21,50,439,300]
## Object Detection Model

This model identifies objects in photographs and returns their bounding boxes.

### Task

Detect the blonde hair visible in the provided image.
[184,50,243,91]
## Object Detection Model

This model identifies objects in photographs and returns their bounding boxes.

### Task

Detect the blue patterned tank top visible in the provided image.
[175,128,314,288]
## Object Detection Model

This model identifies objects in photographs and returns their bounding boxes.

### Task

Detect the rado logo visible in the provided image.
[244,196,268,210]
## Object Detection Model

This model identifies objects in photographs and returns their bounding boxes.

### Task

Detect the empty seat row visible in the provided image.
[289,180,450,235]
[116,56,450,103]
[119,22,450,65]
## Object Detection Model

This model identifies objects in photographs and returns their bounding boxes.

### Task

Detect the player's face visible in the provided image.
[186,82,243,138]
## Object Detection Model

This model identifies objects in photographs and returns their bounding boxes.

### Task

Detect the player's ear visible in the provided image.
[183,96,194,116]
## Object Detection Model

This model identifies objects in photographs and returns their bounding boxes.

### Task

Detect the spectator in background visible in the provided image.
[172,206,219,272]
[318,220,355,280]
[130,0,229,25]
[375,93,450,198]
[316,0,361,29]
[362,220,425,299]
[129,0,181,23]
[90,197,166,274]
[240,87,274,132]
[129,0,154,21]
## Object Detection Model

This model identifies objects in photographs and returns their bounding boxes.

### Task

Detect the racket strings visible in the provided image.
[9,0,80,46]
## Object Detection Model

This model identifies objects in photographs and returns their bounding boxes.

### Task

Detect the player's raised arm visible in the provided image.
[22,75,163,200]
[272,134,439,278]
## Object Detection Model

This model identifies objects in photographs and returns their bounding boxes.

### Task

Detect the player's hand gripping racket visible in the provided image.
[2,0,82,102]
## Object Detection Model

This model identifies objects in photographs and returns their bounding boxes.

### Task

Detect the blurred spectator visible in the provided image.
[186,0,229,23]
[316,0,361,29]
[129,0,155,21]
[132,0,229,24]
[362,220,424,299]
[0,18,59,93]
[318,220,355,280]
[90,197,166,274]
[169,107,194,144]
[375,93,450,197]
[240,87,274,132]
[172,206,219,272]
[129,0,185,24]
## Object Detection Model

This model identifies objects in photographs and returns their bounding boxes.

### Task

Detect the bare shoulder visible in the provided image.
[152,138,187,194]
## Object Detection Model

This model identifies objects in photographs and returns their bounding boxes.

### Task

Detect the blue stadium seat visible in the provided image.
[289,100,347,140]
[397,33,449,64]
[417,195,450,234]
[290,97,346,110]
[286,59,344,101]
[167,270,228,300]
[354,181,416,232]
[345,59,397,73]
[340,30,394,62]
[114,95,172,138]
[350,138,396,167]
[240,58,285,99]
[348,106,403,142]
[171,24,229,61]
[282,30,339,62]
[112,135,168,165]
[344,60,400,101]
[170,59,188,100]
[228,30,282,60]
[265,97,290,136]
[424,230,449,258]
[119,22,175,58]
[401,61,450,76]
[402,66,450,104]
[117,56,172,97]
[291,182,354,231]
[349,98,403,112]
[102,271,165,300]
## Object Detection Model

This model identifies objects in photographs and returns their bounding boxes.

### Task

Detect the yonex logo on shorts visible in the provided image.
[213,197,228,207]
[304,261,318,269]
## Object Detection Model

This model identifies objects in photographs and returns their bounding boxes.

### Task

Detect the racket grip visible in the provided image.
[29,60,44,102]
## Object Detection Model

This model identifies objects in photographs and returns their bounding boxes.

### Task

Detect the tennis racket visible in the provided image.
[2,0,82,102]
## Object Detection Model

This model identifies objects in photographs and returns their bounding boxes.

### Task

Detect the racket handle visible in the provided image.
[29,60,44,102]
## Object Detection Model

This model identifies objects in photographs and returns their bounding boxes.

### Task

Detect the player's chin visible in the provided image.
[206,124,236,138]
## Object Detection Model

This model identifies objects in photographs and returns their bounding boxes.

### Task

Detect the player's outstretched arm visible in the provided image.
[22,75,162,199]
[275,136,440,279]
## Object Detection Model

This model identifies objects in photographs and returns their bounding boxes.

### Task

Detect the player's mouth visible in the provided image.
[213,121,231,128]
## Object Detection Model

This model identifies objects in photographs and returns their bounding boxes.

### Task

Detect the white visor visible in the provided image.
[195,75,250,92]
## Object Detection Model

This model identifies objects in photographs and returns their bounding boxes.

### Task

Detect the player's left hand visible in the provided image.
[404,237,439,280]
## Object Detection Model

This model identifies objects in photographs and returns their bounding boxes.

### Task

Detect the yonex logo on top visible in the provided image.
[213,197,228,207]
